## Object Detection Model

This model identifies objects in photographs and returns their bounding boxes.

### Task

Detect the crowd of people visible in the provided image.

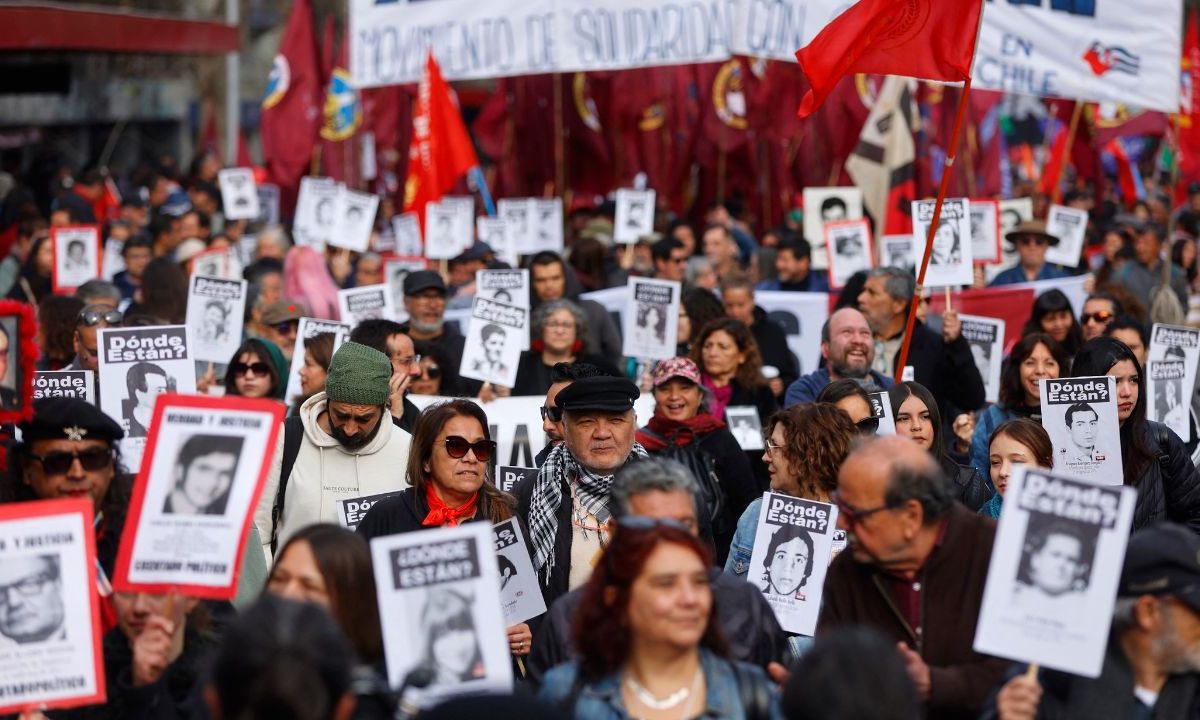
[4,152,1200,720]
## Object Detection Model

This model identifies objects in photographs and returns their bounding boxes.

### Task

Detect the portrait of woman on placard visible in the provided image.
[418,586,486,686]
[635,301,668,348]
[930,220,961,266]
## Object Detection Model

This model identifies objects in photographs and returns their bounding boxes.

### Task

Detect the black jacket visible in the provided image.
[531,266,623,360]
[750,305,800,397]
[511,351,618,397]
[525,568,789,685]
[725,379,778,495]
[356,486,504,542]
[940,456,992,513]
[890,320,986,420]
[515,471,574,607]
[1129,421,1200,533]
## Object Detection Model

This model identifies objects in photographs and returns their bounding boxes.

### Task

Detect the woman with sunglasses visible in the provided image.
[1019,289,1083,359]
[356,400,536,667]
[409,339,446,396]
[979,418,1053,519]
[223,338,288,401]
[888,382,992,511]
[816,379,880,435]
[1071,336,1200,532]
[968,333,1068,479]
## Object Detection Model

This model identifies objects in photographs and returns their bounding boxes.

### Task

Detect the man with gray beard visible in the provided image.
[989,523,1200,719]
[397,270,480,396]
[784,307,894,406]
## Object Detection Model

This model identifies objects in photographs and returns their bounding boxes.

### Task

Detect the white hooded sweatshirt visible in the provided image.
[254,392,411,560]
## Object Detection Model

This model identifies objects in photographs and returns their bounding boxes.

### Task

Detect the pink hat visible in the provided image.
[652,357,702,388]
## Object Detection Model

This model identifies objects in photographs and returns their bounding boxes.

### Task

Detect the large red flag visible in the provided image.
[260,0,320,214]
[404,54,479,230]
[1178,9,1200,193]
[795,0,983,118]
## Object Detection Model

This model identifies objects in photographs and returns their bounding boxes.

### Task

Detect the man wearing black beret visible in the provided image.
[517,375,647,604]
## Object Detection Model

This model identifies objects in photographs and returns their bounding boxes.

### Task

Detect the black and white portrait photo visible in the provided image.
[294,177,338,248]
[912,198,973,287]
[0,554,64,645]
[970,200,1000,264]
[199,300,232,346]
[759,524,815,601]
[187,276,247,365]
[1013,514,1098,612]
[533,198,563,253]
[52,226,100,292]
[333,187,379,253]
[614,189,656,244]
[460,297,526,387]
[1061,401,1101,465]
[418,586,486,686]
[491,518,546,624]
[634,302,667,347]
[725,405,764,450]
[472,324,509,376]
[391,212,423,257]
[825,220,873,288]
[622,278,680,360]
[498,198,533,254]
[1045,204,1089,267]
[124,362,175,438]
[162,434,244,516]
[0,317,21,410]
[217,167,260,221]
[803,187,864,271]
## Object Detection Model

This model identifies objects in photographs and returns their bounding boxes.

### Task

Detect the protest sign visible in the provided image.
[960,315,1005,405]
[867,390,896,435]
[284,318,351,405]
[974,467,1137,678]
[186,276,247,365]
[912,198,973,287]
[879,235,916,275]
[824,219,873,289]
[989,198,1035,281]
[492,519,546,624]
[614,189,656,244]
[725,406,764,451]
[336,491,405,530]
[217,167,260,221]
[338,284,397,326]
[392,212,423,257]
[1147,323,1200,442]
[331,187,380,252]
[532,198,564,254]
[189,248,231,280]
[747,492,839,635]
[293,177,338,249]
[622,277,680,360]
[425,198,473,260]
[33,370,95,404]
[1044,204,1088,268]
[477,217,517,266]
[495,466,538,494]
[970,200,1001,265]
[1040,377,1123,485]
[461,296,527,388]
[101,237,124,282]
[370,523,513,703]
[385,257,428,322]
[0,303,33,421]
[256,184,281,226]
[113,395,284,598]
[0,498,104,715]
[98,325,196,471]
[477,269,531,349]
[498,198,535,256]
[51,226,100,294]
[803,187,863,271]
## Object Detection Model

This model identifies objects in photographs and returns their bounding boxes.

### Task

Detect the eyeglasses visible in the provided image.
[763,438,783,457]
[616,516,692,533]
[273,320,299,334]
[78,308,123,327]
[544,321,575,330]
[392,354,422,367]
[540,405,563,422]
[855,416,880,435]
[444,436,497,462]
[422,364,441,380]
[0,572,56,607]
[26,447,112,475]
[1081,310,1115,325]
[831,491,896,526]
[232,362,272,377]
[1016,236,1049,247]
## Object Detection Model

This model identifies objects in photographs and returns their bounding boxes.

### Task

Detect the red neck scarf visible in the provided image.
[637,411,725,452]
[422,482,479,527]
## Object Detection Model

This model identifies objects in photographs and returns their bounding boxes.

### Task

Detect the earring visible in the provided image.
[571,339,583,353]
[531,339,544,352]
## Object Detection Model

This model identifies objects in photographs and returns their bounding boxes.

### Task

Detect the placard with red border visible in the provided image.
[0,300,38,425]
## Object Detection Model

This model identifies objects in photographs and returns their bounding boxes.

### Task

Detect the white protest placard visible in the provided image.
[392,212,423,257]
[803,187,864,271]
[460,297,527,388]
[498,198,536,256]
[332,186,380,252]
[385,256,428,322]
[867,390,896,435]
[217,167,260,221]
[912,198,973,287]
[477,217,517,266]
[336,490,405,530]
[51,225,101,294]
[752,291,828,377]
[370,523,513,704]
[187,276,247,365]
[101,237,125,282]
[974,467,1137,678]
[188,249,228,280]
[338,283,397,326]
[256,184,281,226]
[879,235,916,275]
[532,197,564,254]
[725,406,764,451]
[622,277,680,360]
[1044,204,1088,268]
[496,465,538,494]
[824,219,873,289]
[293,176,338,249]
[747,492,839,636]
[960,315,1005,405]
[33,370,95,404]
[1040,377,1123,485]
[492,519,546,624]
[990,198,1035,281]
[477,269,531,349]
[970,200,1001,265]
[113,395,284,597]
[425,198,473,260]
[0,498,105,715]
[284,318,351,405]
[1147,323,1200,442]
[98,325,197,472]
[614,189,656,244]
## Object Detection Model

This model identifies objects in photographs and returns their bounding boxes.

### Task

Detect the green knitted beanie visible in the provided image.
[325,341,391,406]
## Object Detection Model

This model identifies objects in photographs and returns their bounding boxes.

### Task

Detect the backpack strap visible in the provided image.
[270,415,305,553]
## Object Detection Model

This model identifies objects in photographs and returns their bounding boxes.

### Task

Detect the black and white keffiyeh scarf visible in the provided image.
[528,441,648,579]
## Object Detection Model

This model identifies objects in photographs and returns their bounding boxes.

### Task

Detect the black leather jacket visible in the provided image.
[1130,421,1200,533]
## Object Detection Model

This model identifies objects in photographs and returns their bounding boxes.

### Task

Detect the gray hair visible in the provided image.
[868,267,916,304]
[531,298,589,348]
[75,279,121,305]
[685,256,714,286]
[611,458,699,521]
[258,225,292,253]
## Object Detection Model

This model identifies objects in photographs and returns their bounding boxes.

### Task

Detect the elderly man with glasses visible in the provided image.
[989,220,1069,286]
[820,435,1006,720]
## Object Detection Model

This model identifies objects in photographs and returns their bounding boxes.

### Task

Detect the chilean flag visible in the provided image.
[795,0,984,118]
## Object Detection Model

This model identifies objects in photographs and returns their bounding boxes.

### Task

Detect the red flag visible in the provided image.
[1178,9,1200,192]
[403,53,479,230]
[795,0,983,118]
[260,0,320,214]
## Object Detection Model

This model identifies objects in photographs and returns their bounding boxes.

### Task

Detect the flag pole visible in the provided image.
[1051,100,1085,205]
[895,75,974,382]
[553,72,566,198]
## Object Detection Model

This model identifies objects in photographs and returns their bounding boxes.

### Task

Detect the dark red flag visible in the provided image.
[260,0,321,214]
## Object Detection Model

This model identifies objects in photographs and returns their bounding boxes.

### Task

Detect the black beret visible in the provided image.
[20,398,124,443]
[555,376,639,414]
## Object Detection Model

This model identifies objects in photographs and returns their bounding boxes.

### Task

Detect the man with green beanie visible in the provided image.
[255,341,412,557]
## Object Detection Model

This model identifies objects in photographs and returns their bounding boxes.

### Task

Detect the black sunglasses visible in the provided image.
[78,309,123,327]
[423,364,441,380]
[539,405,562,422]
[273,320,300,334]
[27,448,112,475]
[856,416,880,435]
[617,516,692,533]
[444,436,497,462]
[1080,310,1115,325]
[231,362,272,377]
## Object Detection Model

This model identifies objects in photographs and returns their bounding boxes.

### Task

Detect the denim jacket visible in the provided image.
[537,648,782,720]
